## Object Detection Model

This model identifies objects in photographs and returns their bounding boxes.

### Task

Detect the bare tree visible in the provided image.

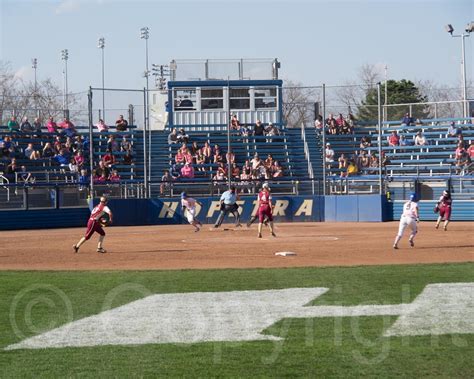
[358,63,382,90]
[282,80,319,128]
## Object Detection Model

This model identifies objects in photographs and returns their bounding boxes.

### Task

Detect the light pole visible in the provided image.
[31,58,38,112]
[445,22,474,118]
[140,27,150,196]
[61,49,69,116]
[98,37,105,120]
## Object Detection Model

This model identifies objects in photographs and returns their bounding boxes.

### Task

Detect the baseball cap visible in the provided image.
[326,142,331,146]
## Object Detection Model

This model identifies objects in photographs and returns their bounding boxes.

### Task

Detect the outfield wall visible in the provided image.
[0,195,472,230]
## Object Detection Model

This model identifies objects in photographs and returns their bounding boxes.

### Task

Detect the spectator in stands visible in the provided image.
[24,143,35,159]
[213,145,224,164]
[72,135,83,153]
[201,141,212,161]
[381,152,390,166]
[53,136,63,153]
[447,121,461,137]
[19,165,34,184]
[231,163,240,179]
[264,154,274,169]
[7,116,20,133]
[225,149,235,165]
[96,119,108,133]
[253,120,265,136]
[265,122,280,139]
[414,131,428,146]
[78,169,89,188]
[240,124,250,137]
[42,142,55,158]
[30,148,41,160]
[251,153,262,171]
[5,158,18,182]
[325,143,335,168]
[359,136,371,150]
[20,117,34,133]
[120,135,132,152]
[96,160,110,178]
[168,128,178,144]
[195,150,207,171]
[59,118,76,138]
[181,162,194,179]
[455,142,466,160]
[177,128,189,144]
[399,134,409,146]
[190,141,200,158]
[388,130,400,146]
[107,135,119,152]
[347,159,359,176]
[338,153,348,170]
[183,148,193,164]
[335,114,345,134]
[74,151,85,168]
[1,136,13,158]
[346,113,356,131]
[369,154,379,174]
[230,114,240,131]
[325,113,337,135]
[359,151,370,170]
[272,161,284,178]
[69,157,79,174]
[122,150,133,165]
[46,116,58,133]
[102,149,116,168]
[401,113,415,126]
[54,149,70,168]
[213,162,227,182]
[467,142,474,160]
[115,115,128,131]
[455,150,471,175]
[109,169,121,182]
[33,117,42,135]
[340,117,352,135]
[314,114,324,132]
[160,169,175,195]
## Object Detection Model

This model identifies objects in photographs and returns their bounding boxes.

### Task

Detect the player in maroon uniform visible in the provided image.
[257,183,276,238]
[435,190,452,231]
[73,196,113,253]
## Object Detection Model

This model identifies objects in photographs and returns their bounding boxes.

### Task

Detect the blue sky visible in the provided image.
[0,0,472,93]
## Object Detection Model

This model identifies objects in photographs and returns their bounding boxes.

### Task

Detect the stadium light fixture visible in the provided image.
[31,58,38,111]
[98,37,106,120]
[445,23,471,118]
[61,49,69,113]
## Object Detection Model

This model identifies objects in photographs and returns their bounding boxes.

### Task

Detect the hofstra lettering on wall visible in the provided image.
[159,196,318,221]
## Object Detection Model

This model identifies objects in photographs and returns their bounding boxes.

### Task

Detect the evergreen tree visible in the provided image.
[357,79,429,121]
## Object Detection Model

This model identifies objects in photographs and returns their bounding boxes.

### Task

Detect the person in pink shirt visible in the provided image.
[180,192,202,232]
[467,142,474,159]
[180,163,195,178]
[454,142,466,160]
[46,117,58,133]
[388,130,400,146]
[96,119,108,132]
[175,150,185,164]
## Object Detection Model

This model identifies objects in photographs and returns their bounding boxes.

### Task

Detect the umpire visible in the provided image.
[214,186,241,228]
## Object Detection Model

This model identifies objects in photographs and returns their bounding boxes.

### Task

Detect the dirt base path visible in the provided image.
[0,222,472,271]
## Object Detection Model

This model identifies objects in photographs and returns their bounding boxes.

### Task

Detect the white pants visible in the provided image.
[185,207,195,224]
[397,216,417,238]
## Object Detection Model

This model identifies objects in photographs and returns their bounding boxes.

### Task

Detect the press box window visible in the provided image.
[255,87,277,109]
[201,88,223,110]
[229,87,250,110]
[174,89,196,111]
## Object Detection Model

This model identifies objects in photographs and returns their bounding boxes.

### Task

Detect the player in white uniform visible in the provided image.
[181,192,202,232]
[393,193,419,249]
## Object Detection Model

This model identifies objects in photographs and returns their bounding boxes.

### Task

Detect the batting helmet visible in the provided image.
[180,192,187,199]
[409,193,418,202]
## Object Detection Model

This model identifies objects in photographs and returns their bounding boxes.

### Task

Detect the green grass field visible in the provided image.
[1,263,473,377]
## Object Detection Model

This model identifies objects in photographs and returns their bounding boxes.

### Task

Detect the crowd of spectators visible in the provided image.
[1,115,133,185]
[315,113,355,135]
